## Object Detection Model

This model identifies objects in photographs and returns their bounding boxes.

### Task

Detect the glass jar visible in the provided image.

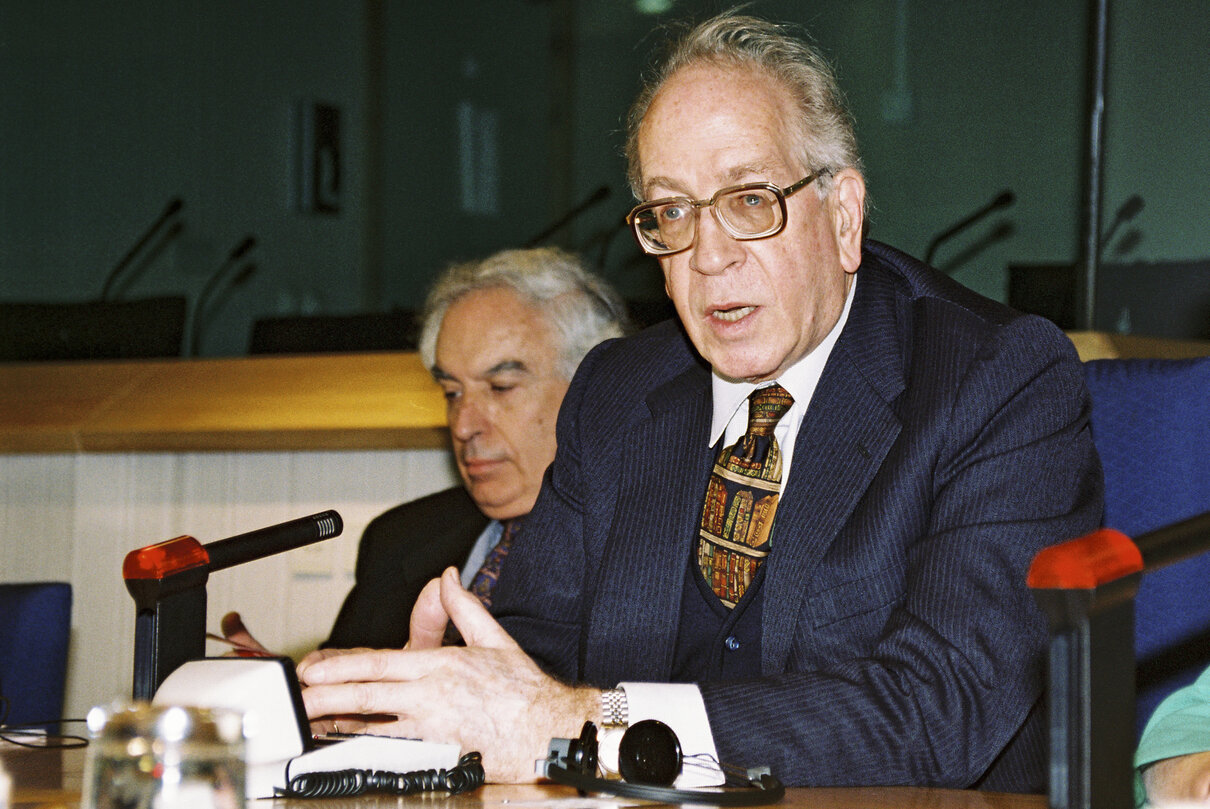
[81,702,246,809]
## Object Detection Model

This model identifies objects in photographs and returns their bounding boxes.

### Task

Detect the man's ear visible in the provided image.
[829,169,865,274]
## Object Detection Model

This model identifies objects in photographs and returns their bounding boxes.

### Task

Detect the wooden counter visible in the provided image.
[1065,330,1210,361]
[6,746,1047,809]
[0,353,448,454]
[2,333,1207,455]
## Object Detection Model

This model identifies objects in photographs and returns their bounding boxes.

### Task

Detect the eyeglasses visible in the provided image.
[626,170,826,256]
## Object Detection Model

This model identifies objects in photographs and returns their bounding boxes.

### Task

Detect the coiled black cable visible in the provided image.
[276,752,485,798]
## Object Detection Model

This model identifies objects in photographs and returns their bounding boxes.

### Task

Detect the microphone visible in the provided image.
[226,235,257,264]
[101,197,184,300]
[924,190,1015,266]
[123,510,344,587]
[206,510,342,572]
[525,185,611,247]
[1100,194,1144,257]
[123,509,343,699]
[190,235,257,356]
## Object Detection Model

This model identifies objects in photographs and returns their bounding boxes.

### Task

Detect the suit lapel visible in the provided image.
[762,260,909,672]
[399,491,487,596]
[585,362,713,684]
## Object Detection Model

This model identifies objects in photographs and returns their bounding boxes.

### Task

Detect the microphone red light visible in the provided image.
[123,535,210,580]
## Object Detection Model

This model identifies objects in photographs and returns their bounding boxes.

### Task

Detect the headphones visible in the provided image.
[541,721,785,806]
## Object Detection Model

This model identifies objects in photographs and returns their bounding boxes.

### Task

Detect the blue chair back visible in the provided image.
[0,581,72,726]
[1083,357,1210,735]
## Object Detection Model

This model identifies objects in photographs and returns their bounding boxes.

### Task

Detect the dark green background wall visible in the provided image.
[3,1,1207,356]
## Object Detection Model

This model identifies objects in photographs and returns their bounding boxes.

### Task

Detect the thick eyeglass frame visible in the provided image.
[626,169,827,257]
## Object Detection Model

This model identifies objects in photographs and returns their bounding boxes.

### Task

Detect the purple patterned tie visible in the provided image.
[469,518,521,608]
[697,384,794,607]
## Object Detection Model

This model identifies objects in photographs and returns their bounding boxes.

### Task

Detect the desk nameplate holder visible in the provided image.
[154,658,460,799]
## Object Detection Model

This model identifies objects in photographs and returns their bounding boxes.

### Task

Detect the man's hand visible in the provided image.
[404,573,452,650]
[296,567,599,783]
[1142,751,1210,806]
[218,612,274,657]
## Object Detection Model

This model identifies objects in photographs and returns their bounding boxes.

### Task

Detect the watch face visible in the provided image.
[617,719,682,786]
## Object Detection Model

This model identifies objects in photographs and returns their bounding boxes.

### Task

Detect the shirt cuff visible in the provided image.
[596,682,723,788]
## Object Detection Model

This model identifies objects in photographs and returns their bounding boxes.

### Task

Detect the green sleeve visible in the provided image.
[1135,667,1210,806]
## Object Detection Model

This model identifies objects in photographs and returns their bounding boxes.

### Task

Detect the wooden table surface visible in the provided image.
[4,745,1046,809]
[5,332,1208,455]
[0,353,448,453]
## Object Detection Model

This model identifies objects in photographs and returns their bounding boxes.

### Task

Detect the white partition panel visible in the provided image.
[0,448,458,719]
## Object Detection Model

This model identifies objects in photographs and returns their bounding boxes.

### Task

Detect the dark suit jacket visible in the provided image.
[324,486,489,649]
[494,241,1104,791]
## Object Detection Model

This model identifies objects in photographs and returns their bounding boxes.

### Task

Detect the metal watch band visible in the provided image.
[601,688,629,728]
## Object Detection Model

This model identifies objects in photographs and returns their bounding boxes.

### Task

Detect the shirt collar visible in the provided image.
[708,275,857,446]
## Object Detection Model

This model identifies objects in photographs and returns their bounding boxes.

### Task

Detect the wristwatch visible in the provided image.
[601,687,629,729]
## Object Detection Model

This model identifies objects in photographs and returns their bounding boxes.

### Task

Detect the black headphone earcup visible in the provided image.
[564,721,599,774]
[543,721,784,807]
[617,719,682,786]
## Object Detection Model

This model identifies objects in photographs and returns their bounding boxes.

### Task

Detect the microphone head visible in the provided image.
[992,190,1015,209]
[164,197,184,217]
[230,235,257,260]
[1118,194,1144,220]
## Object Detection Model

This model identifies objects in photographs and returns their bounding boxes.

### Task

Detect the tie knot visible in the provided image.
[500,517,523,544]
[746,384,793,436]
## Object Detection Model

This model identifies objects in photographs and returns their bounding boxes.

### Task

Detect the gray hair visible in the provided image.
[625,11,863,201]
[417,247,629,381]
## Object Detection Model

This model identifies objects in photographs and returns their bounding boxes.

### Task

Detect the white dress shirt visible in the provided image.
[459,520,502,588]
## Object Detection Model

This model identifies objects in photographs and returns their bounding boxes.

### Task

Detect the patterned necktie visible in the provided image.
[469,518,521,608]
[697,384,794,607]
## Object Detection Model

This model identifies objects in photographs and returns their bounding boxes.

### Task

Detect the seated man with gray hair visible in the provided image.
[326,246,628,646]
[223,246,628,650]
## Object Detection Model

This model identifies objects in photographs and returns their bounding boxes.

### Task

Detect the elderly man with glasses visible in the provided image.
[297,12,1102,792]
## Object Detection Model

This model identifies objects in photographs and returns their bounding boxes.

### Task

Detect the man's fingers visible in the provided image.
[406,574,450,650]
[298,647,448,686]
[297,646,367,676]
[220,611,247,638]
[301,683,429,731]
[219,611,272,655]
[302,682,403,720]
[439,567,520,650]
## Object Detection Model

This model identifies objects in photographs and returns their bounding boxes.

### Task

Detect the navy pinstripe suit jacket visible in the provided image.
[493,241,1104,792]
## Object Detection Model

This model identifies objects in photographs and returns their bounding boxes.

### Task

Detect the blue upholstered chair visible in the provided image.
[1082,357,1210,735]
[0,581,72,726]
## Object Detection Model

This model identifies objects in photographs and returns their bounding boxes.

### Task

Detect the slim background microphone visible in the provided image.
[190,235,257,356]
[924,189,1015,266]
[100,197,184,300]
[1099,194,1144,258]
[525,185,611,247]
